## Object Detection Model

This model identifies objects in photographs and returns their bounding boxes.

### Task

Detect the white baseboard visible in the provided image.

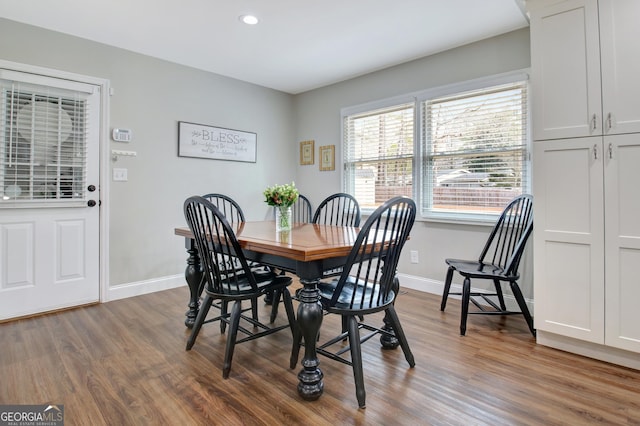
[397,273,443,295]
[107,274,186,302]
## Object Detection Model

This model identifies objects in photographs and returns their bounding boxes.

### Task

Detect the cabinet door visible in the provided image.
[530,0,602,140]
[604,134,640,352]
[533,137,604,343]
[599,0,640,135]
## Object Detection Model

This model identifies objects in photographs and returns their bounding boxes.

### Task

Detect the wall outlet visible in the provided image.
[410,250,419,264]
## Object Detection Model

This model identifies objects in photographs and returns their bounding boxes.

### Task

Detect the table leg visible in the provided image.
[380,313,400,349]
[296,278,324,400]
[184,239,203,328]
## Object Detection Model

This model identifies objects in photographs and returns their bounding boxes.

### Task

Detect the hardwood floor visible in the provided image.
[2,282,640,425]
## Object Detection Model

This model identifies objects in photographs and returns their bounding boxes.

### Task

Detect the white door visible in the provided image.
[0,68,100,320]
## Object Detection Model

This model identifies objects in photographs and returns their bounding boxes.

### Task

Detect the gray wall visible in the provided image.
[292,28,532,296]
[0,18,532,301]
[0,18,296,289]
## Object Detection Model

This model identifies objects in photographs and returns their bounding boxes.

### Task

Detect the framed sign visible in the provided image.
[300,140,314,165]
[319,145,335,171]
[178,121,257,163]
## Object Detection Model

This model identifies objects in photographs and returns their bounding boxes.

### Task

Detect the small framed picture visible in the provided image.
[300,140,314,165]
[319,145,335,171]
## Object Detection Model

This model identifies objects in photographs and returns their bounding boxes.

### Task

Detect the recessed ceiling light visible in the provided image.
[239,15,259,25]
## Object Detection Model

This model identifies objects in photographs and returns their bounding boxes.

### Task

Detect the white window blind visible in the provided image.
[0,79,89,206]
[343,103,414,210]
[422,81,528,218]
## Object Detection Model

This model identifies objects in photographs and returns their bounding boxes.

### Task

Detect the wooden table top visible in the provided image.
[175,221,359,263]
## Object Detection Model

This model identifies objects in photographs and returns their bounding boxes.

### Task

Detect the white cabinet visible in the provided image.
[531,0,640,140]
[534,135,640,353]
[604,134,640,352]
[533,137,605,343]
[530,0,601,140]
[598,0,640,135]
[530,0,640,363]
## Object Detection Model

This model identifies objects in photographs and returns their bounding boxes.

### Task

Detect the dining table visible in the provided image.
[175,220,368,400]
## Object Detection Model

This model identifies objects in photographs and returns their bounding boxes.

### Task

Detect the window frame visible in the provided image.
[341,70,531,224]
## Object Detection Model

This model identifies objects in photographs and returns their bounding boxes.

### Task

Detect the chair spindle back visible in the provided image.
[184,196,258,296]
[292,194,313,223]
[202,193,245,225]
[478,194,533,276]
[328,196,416,310]
[313,193,361,227]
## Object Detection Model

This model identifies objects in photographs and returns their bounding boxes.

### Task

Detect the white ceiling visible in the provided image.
[0,0,529,94]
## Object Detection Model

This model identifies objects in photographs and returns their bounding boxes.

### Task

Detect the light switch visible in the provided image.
[113,168,128,181]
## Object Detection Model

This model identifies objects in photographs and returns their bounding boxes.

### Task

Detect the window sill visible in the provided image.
[359,209,497,227]
[416,215,496,227]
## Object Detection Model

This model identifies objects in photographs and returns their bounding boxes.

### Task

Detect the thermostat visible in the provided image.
[112,128,132,142]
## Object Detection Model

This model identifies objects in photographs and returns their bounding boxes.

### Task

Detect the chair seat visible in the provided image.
[318,277,395,314]
[249,265,275,280]
[206,272,287,298]
[445,258,518,281]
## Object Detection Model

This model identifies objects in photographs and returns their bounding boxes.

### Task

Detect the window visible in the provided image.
[1,77,89,206]
[423,80,528,219]
[342,72,529,222]
[342,102,414,210]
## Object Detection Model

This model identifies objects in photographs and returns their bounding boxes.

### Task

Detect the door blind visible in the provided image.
[0,79,89,206]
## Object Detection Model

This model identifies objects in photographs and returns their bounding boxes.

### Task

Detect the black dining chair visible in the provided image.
[312,193,361,280]
[201,193,268,330]
[291,196,417,408]
[202,193,245,225]
[292,194,313,224]
[183,196,296,379]
[312,193,361,227]
[440,194,535,336]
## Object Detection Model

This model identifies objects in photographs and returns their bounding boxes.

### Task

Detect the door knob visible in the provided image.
[87,200,97,207]
[88,185,96,192]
